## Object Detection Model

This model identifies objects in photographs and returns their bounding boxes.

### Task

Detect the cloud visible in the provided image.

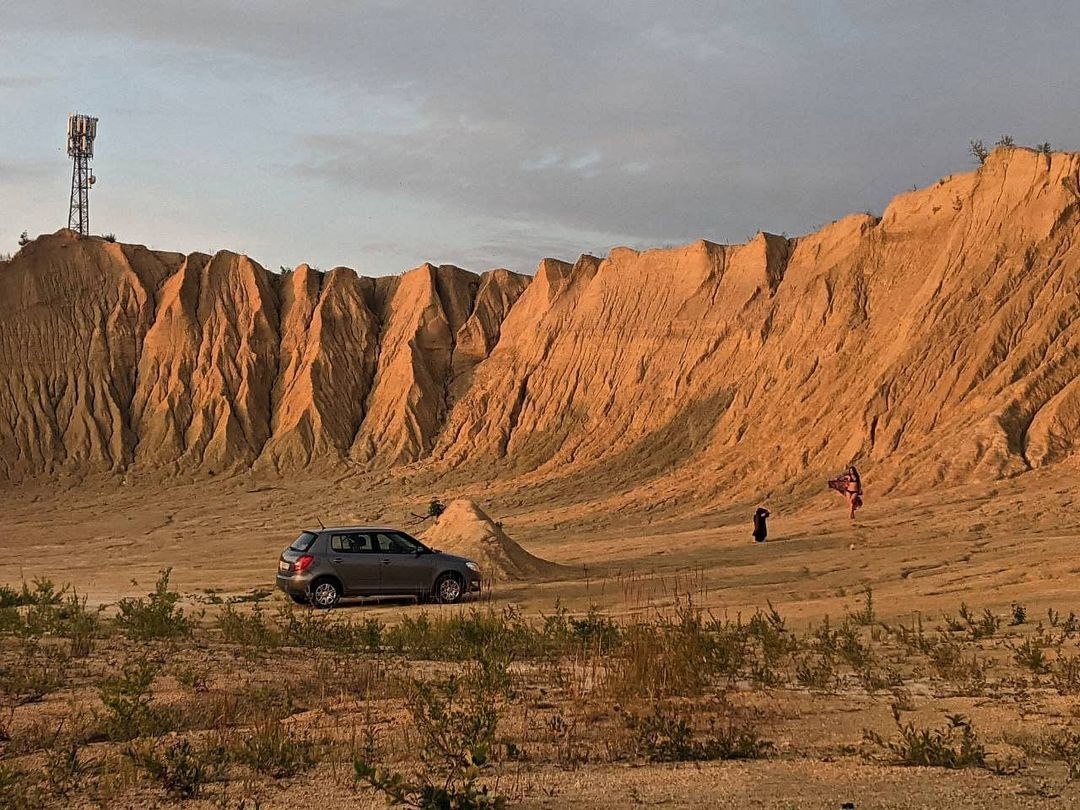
[4,2,1080,272]
[0,75,55,90]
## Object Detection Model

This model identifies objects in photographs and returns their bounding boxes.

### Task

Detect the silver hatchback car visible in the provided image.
[275,526,482,608]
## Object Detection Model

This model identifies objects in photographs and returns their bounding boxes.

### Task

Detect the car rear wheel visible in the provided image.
[434,573,464,604]
[310,579,342,609]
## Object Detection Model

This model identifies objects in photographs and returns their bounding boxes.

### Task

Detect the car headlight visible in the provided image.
[465,561,480,573]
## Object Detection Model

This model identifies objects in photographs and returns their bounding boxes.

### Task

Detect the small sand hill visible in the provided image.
[421,499,568,582]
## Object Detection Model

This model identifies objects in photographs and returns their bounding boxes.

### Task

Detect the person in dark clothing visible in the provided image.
[752,507,770,543]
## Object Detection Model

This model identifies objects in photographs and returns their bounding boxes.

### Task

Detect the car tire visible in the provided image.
[289,593,309,606]
[434,573,464,605]
[310,578,342,610]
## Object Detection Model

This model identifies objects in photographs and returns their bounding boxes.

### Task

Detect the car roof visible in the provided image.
[302,525,402,534]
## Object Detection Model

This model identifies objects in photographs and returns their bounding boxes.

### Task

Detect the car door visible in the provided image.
[375,532,434,596]
[327,532,381,595]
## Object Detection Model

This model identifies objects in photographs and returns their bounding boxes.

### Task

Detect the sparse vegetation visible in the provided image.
[114,569,191,640]
[2,581,1080,805]
[127,737,226,799]
[970,139,989,164]
[628,705,771,762]
[864,709,986,769]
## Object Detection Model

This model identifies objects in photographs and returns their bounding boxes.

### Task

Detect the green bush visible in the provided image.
[629,705,772,762]
[127,737,226,799]
[357,664,506,809]
[97,657,171,740]
[864,709,985,769]
[115,569,190,640]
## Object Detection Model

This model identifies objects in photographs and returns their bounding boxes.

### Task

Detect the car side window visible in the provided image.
[331,533,374,553]
[375,532,409,554]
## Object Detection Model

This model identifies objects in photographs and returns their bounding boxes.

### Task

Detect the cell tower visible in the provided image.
[66,113,98,235]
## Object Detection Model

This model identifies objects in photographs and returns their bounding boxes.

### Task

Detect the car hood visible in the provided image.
[429,550,473,566]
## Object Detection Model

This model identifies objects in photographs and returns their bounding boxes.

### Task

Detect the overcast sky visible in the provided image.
[2,2,1078,275]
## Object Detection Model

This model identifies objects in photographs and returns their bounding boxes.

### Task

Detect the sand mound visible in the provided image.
[421,500,568,582]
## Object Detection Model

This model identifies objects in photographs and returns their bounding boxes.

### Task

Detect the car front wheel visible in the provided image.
[310,579,342,609]
[434,573,464,604]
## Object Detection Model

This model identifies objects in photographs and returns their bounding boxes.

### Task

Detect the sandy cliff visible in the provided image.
[3,147,1080,506]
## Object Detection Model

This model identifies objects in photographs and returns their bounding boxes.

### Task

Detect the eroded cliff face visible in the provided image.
[3,147,1080,502]
[0,235,526,480]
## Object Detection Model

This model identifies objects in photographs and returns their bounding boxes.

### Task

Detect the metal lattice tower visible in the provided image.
[66,113,98,235]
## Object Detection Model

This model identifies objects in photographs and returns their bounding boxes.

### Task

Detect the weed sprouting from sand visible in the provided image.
[356,657,509,809]
[864,708,986,769]
[231,719,318,778]
[115,569,190,640]
[1043,730,1080,780]
[627,704,771,762]
[97,656,170,741]
[1011,637,1050,674]
[127,737,226,799]
[847,587,876,626]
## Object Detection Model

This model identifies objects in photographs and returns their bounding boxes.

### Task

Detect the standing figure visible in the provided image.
[828,466,863,519]
[752,506,770,543]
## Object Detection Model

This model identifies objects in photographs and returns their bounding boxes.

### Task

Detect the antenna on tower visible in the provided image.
[66,113,98,236]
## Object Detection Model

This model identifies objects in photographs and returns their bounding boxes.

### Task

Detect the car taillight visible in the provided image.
[295,555,314,573]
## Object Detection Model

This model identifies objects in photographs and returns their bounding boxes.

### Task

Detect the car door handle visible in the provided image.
[381,559,391,564]
[331,557,344,563]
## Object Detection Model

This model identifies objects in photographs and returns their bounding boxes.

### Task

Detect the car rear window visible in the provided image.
[289,532,317,552]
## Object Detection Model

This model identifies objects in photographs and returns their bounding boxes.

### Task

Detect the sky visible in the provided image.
[1,1,1078,275]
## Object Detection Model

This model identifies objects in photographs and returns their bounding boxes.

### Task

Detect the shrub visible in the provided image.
[1043,730,1080,780]
[628,705,772,762]
[217,603,280,648]
[115,569,190,640]
[607,605,746,698]
[1037,142,1053,155]
[232,719,317,778]
[356,665,505,808]
[864,709,985,769]
[1053,655,1080,695]
[1010,603,1027,626]
[102,233,116,243]
[995,134,1015,148]
[275,604,382,652]
[847,587,875,626]
[1011,637,1049,674]
[127,737,226,799]
[97,657,169,740]
[795,651,837,690]
[0,640,68,704]
[970,140,989,165]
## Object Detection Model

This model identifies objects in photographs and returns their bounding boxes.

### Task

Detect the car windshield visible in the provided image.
[289,531,317,552]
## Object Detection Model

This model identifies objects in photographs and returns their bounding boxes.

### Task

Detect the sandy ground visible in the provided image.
[4,470,1080,807]
[3,467,1078,624]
